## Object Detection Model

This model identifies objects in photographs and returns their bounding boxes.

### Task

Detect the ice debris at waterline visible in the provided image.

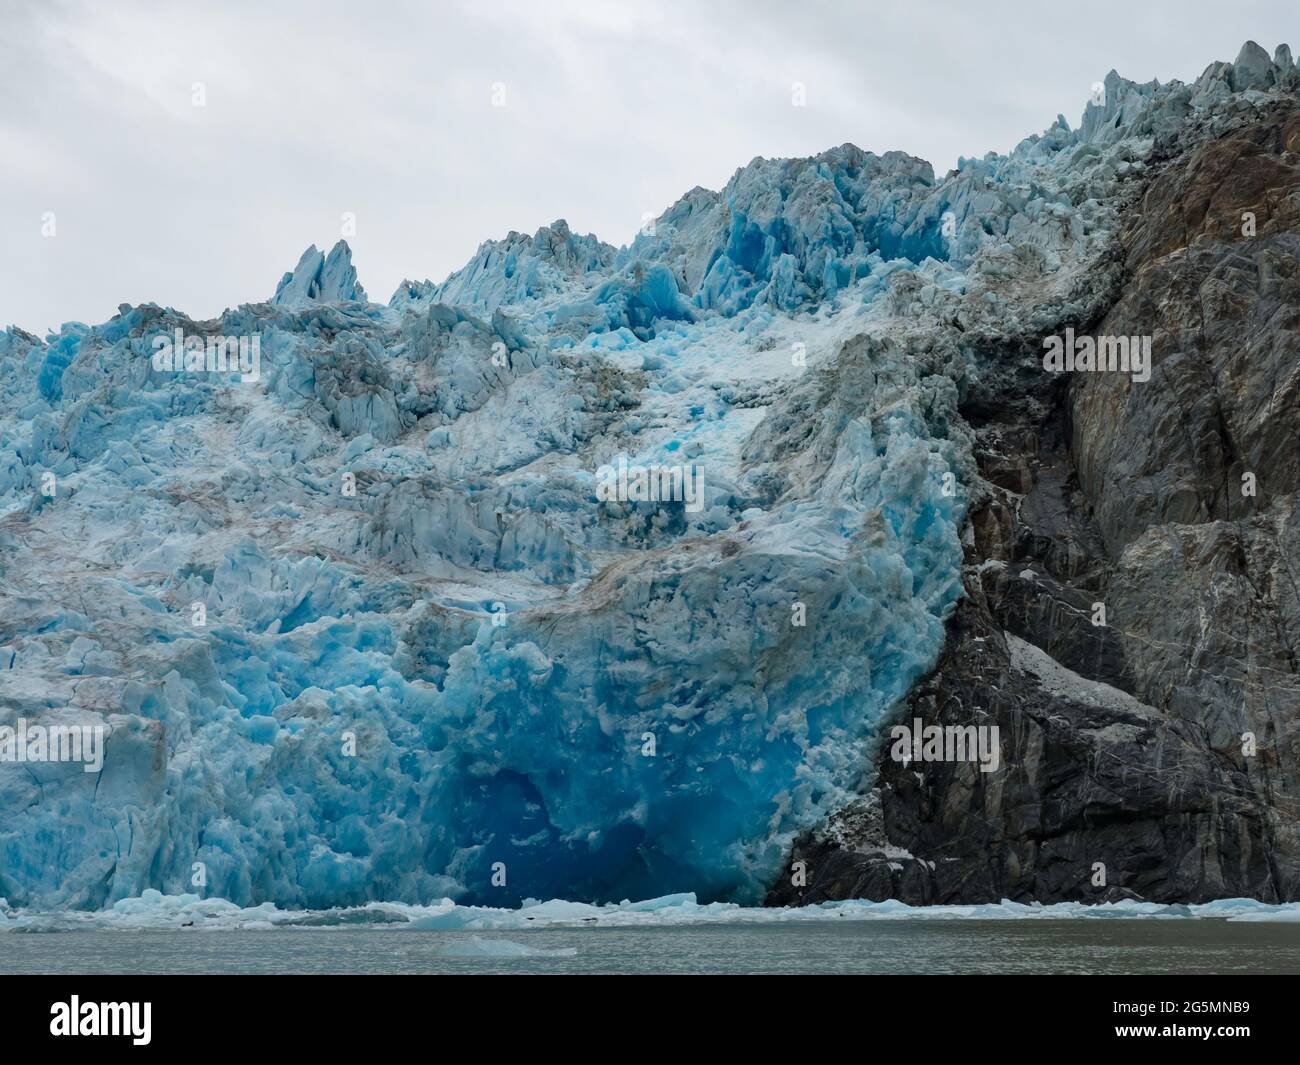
[3,42,1294,911]
[3,892,1300,932]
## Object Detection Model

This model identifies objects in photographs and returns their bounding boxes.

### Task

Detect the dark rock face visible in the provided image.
[768,103,1300,908]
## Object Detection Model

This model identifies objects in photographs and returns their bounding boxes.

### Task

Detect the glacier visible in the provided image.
[1,42,1292,911]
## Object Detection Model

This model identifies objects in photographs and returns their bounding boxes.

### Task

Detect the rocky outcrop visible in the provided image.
[769,98,1300,907]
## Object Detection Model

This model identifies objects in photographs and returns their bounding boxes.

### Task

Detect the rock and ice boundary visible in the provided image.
[2,42,1298,911]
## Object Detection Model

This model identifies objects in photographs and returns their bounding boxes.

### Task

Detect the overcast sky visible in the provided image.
[2,0,1295,333]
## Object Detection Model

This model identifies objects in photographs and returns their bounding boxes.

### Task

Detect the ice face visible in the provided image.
[0,292,964,908]
[0,44,1286,909]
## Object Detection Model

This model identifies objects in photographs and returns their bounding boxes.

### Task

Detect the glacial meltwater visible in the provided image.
[4,920,1300,976]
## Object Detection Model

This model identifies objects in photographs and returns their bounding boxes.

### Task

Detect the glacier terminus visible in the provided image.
[3,39,1300,919]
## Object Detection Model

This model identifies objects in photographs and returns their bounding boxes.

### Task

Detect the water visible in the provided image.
[4,920,1300,975]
